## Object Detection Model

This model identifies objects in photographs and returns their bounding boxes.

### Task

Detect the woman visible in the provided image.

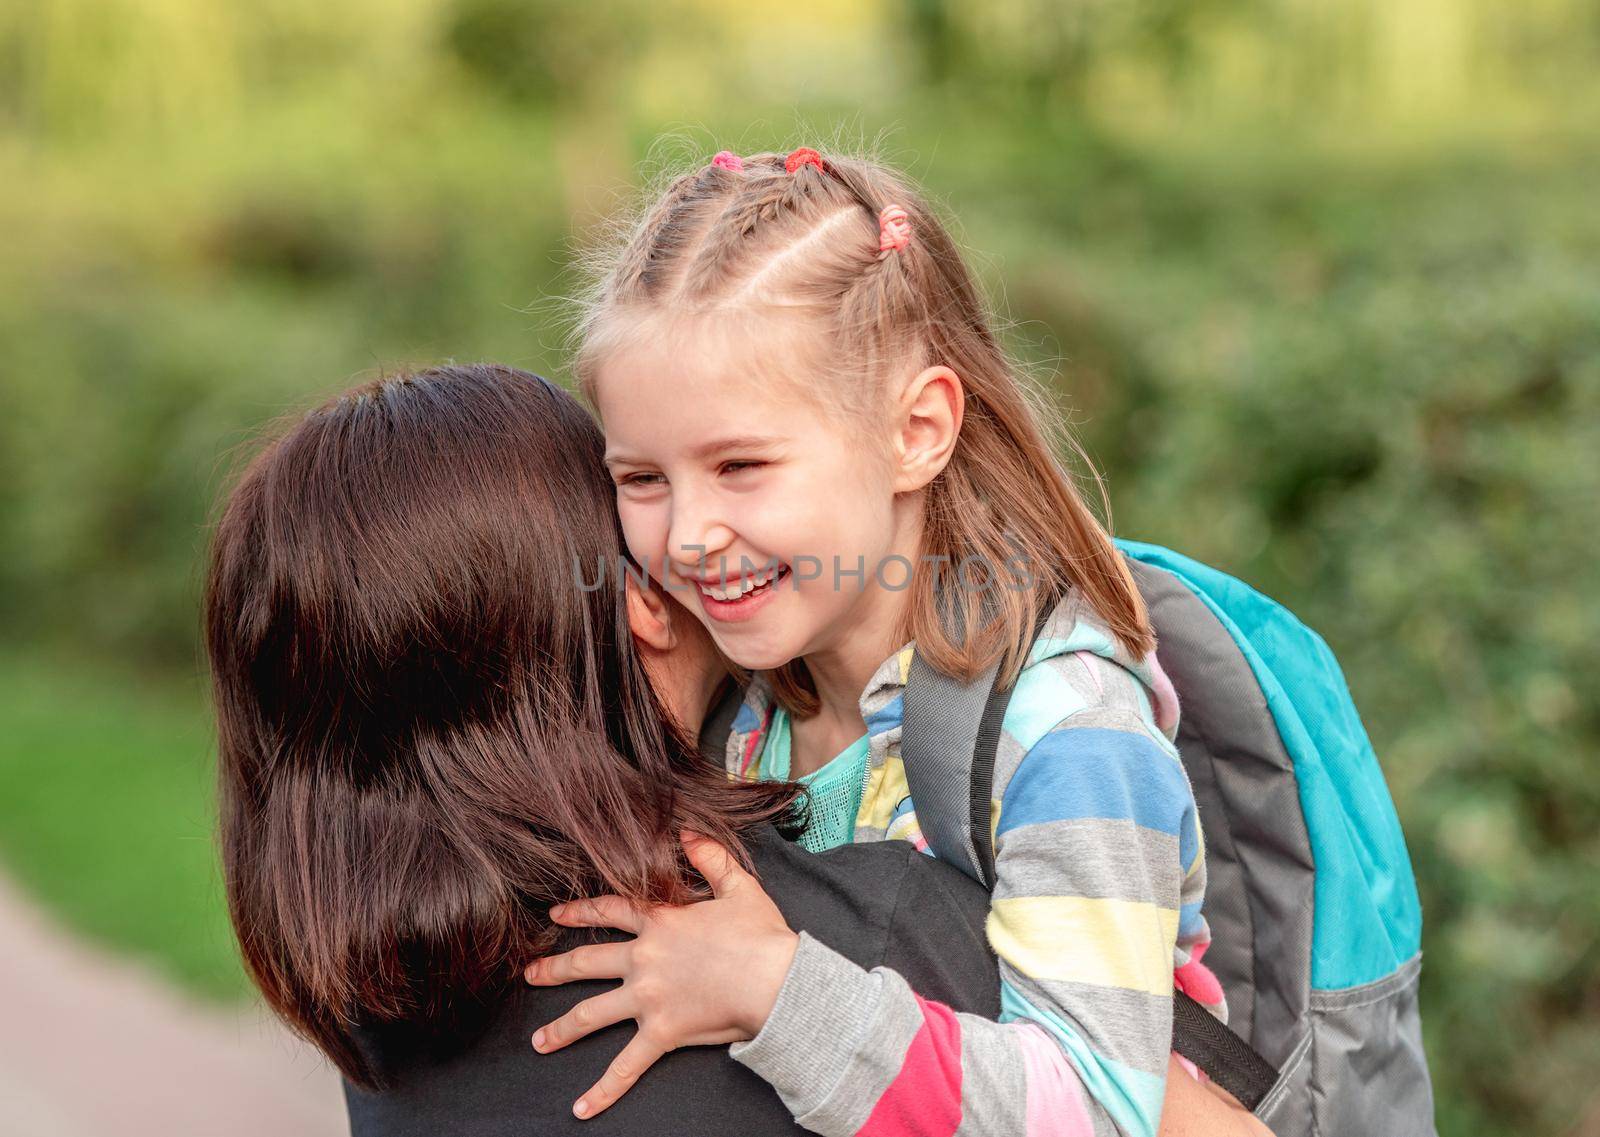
[206,364,1267,1135]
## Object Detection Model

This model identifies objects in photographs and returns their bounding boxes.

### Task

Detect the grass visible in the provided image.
[0,649,246,999]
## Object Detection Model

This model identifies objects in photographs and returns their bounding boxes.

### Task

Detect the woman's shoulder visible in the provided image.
[741,820,916,925]
[743,825,998,1015]
[743,827,973,949]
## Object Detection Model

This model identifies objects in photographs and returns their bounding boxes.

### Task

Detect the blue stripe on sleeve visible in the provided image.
[1178,899,1206,940]
[997,727,1193,858]
[864,692,905,736]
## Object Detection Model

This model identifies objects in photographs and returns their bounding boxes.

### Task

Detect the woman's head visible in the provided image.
[205,363,796,1086]
[570,146,1152,713]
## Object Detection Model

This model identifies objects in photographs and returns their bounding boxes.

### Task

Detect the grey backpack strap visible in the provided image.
[901,651,1007,887]
[901,597,1060,888]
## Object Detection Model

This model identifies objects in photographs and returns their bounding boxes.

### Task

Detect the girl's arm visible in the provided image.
[727,708,1221,1137]
[989,706,1223,1135]
[1161,1054,1274,1137]
[527,706,1223,1135]
[528,835,1250,1137]
[730,932,1249,1137]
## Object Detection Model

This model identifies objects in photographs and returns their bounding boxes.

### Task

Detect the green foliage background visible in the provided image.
[1,1,1597,1133]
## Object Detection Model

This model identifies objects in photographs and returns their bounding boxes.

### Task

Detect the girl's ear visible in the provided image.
[892,365,964,493]
[625,572,676,652]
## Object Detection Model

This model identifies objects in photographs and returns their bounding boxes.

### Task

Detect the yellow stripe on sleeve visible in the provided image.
[988,896,1180,997]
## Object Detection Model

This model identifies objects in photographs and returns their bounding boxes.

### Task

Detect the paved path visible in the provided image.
[0,871,346,1137]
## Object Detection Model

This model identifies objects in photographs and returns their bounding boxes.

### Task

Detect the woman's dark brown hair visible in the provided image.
[206,363,798,1087]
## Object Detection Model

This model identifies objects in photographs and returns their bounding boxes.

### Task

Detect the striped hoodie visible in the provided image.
[723,588,1227,1137]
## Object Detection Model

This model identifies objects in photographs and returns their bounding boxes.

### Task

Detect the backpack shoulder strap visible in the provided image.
[1173,991,1280,1111]
[901,597,1060,888]
[901,651,1007,887]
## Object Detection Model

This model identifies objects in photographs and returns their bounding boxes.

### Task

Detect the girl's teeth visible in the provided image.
[704,566,779,602]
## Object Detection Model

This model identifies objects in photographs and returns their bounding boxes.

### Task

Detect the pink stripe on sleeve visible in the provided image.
[739,705,773,777]
[858,995,964,1137]
[1175,941,1226,1007]
[1143,650,1181,738]
[1014,1022,1096,1137]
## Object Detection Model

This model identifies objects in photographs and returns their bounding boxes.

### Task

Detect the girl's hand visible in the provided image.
[524,830,800,1120]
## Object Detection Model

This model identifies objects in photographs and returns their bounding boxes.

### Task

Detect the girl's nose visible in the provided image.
[666,509,736,580]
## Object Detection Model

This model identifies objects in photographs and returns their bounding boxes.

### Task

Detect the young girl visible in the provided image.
[530,145,1229,1136]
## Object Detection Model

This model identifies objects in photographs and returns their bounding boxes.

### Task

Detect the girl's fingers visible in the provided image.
[572,1032,668,1120]
[524,941,631,986]
[548,895,642,933]
[532,987,634,1054]
[680,830,747,897]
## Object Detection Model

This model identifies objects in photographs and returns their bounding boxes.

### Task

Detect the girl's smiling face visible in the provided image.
[594,317,914,675]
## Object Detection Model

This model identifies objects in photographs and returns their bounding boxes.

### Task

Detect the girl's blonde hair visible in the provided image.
[569,146,1152,716]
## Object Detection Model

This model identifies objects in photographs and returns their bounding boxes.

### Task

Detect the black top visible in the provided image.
[344,823,999,1136]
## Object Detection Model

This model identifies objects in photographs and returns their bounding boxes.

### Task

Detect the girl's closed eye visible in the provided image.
[616,471,666,490]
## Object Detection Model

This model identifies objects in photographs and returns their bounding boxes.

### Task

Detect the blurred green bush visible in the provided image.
[1,1,1597,1133]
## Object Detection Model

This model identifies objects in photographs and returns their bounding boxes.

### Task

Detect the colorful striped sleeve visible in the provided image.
[729,930,1098,1136]
[985,709,1209,1137]
[729,707,1220,1137]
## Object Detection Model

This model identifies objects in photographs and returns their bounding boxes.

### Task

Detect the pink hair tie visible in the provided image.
[784,147,825,175]
[878,203,912,252]
[710,150,744,172]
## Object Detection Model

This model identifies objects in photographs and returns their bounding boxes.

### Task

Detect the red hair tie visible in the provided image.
[710,150,744,172]
[784,147,826,175]
[878,203,912,252]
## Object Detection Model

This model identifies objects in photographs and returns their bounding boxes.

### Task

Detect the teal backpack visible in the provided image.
[894,540,1436,1135]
